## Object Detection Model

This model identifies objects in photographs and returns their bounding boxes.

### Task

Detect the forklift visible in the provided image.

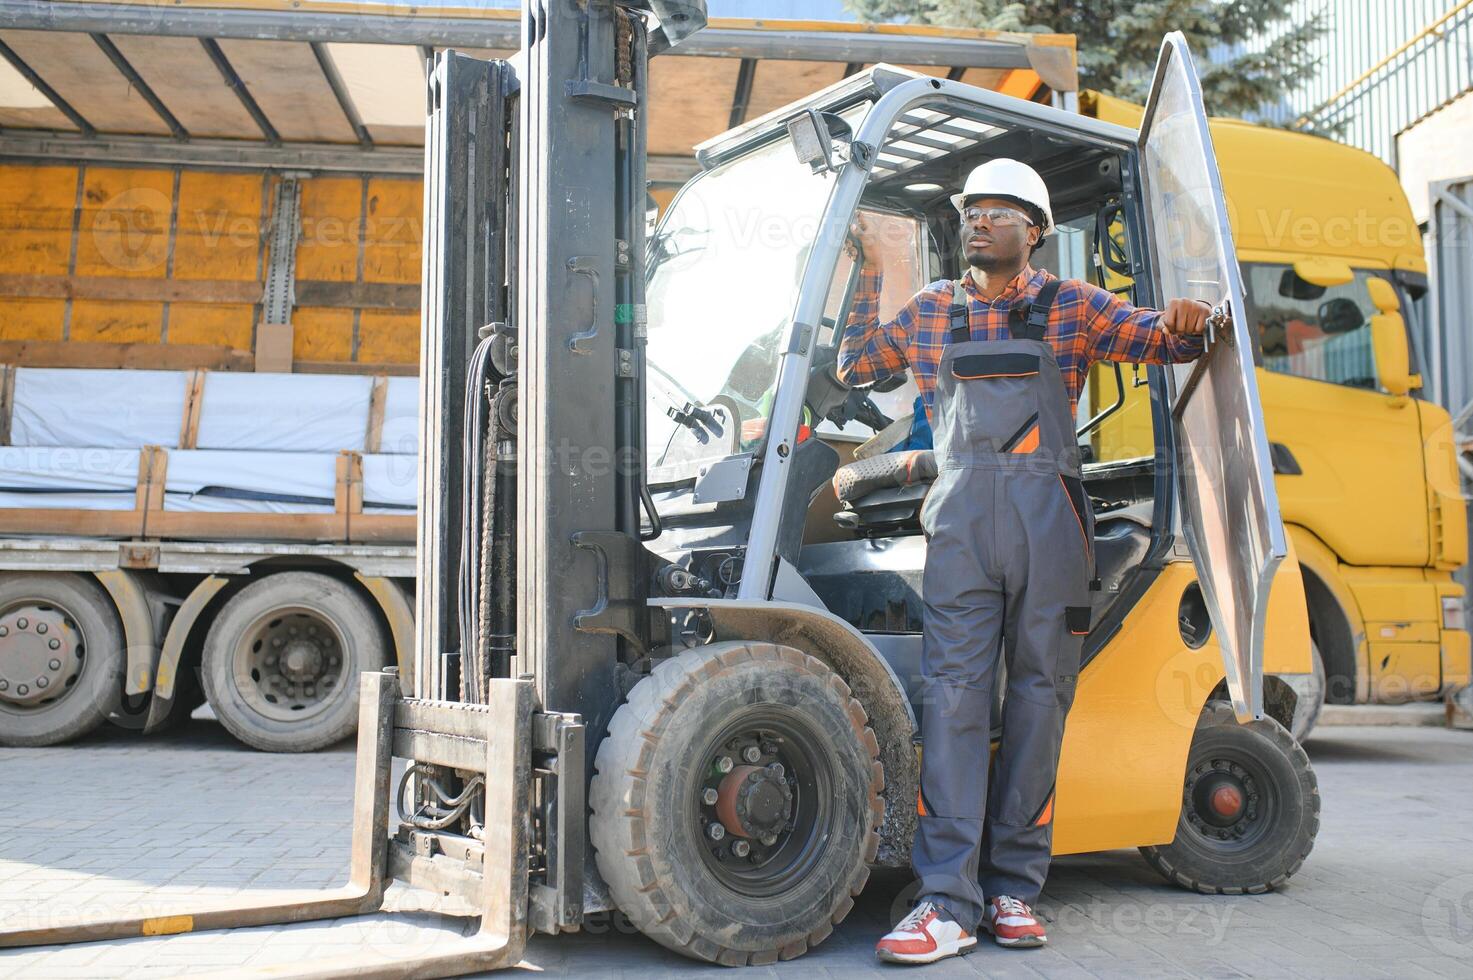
[0,0,1318,973]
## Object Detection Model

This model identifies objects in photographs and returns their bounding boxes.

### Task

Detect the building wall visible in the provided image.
[1230,0,1473,170]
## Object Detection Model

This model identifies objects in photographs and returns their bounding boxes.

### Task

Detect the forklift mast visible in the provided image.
[419,1,703,733]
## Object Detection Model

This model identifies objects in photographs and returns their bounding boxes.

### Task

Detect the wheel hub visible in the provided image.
[716,765,793,839]
[280,640,325,681]
[0,606,78,707]
[236,610,345,720]
[1186,759,1261,838]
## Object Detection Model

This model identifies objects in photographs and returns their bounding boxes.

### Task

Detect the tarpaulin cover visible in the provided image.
[10,369,186,448]
[379,377,419,456]
[0,446,140,491]
[197,373,374,452]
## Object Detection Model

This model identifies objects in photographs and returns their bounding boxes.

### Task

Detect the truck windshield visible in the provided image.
[644,133,838,478]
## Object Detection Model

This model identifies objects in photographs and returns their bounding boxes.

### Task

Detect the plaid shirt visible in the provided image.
[837,265,1205,420]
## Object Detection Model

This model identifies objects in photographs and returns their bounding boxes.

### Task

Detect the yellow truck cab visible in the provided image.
[1081,91,1470,732]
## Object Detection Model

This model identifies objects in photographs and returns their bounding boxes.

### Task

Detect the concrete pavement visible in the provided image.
[2,720,1471,978]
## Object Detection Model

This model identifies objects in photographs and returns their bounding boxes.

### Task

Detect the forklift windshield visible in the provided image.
[645,123,849,476]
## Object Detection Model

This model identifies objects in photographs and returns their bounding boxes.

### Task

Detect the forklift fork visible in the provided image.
[0,671,575,979]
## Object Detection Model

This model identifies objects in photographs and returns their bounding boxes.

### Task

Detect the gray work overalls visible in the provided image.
[911,276,1096,928]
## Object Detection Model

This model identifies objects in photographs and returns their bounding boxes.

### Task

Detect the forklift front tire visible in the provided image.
[591,641,884,965]
[1140,700,1319,895]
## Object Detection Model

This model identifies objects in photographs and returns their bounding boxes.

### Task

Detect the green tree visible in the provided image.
[843,0,1325,126]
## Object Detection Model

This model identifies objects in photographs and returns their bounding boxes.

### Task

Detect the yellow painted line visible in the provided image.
[141,915,193,937]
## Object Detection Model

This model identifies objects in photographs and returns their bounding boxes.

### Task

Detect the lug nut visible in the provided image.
[16,684,28,696]
[48,639,60,650]
[36,677,48,689]
[48,659,61,670]
[731,840,750,858]
[742,746,761,764]
[767,763,785,778]
[707,824,726,841]
[761,834,778,846]
[35,623,46,635]
[0,626,7,637]
[715,756,733,774]
[15,618,26,630]
[702,788,719,806]
[0,680,8,691]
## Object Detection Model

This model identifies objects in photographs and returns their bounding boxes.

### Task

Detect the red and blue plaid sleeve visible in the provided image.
[836,267,914,386]
[1078,281,1206,365]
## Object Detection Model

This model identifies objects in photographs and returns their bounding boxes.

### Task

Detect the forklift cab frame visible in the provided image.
[596,38,1313,964]
[645,36,1284,725]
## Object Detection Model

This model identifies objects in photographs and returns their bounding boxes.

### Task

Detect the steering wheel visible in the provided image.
[807,316,893,432]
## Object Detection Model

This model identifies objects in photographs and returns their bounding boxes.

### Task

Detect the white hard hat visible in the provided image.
[950,158,1054,235]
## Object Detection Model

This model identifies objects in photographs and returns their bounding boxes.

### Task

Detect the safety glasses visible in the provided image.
[960,205,1033,227]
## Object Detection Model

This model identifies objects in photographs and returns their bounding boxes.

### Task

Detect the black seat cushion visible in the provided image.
[831,450,937,507]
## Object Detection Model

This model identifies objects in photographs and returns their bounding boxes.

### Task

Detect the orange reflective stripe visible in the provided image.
[917,788,927,816]
[1010,424,1040,454]
[1034,793,1054,826]
[952,370,1039,380]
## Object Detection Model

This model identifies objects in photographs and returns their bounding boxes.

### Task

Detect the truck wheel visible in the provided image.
[590,641,883,965]
[1140,701,1319,894]
[0,572,125,747]
[1285,640,1326,742]
[201,572,387,752]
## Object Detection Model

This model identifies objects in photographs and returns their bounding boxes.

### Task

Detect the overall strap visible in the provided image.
[948,279,970,345]
[1008,277,1063,342]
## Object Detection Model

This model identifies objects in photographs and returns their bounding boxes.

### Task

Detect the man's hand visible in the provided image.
[1160,298,1212,336]
[846,215,884,267]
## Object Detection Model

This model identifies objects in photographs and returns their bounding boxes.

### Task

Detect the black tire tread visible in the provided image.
[1140,701,1320,895]
[590,641,883,965]
[201,571,387,753]
[0,572,125,747]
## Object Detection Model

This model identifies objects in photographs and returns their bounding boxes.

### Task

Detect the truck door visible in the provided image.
[1137,33,1289,722]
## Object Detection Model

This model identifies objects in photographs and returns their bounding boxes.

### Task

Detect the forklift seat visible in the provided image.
[830,450,935,534]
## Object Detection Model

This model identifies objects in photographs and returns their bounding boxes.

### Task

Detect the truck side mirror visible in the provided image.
[1366,278,1410,399]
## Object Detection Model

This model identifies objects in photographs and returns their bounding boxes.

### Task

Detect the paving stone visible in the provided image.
[2,721,1471,977]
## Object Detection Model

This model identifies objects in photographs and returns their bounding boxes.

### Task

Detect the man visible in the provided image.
[839,159,1210,965]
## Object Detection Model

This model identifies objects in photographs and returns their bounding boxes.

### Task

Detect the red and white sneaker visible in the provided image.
[982,895,1047,948]
[875,900,978,964]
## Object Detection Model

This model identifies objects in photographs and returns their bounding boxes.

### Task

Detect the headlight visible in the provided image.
[1442,595,1466,632]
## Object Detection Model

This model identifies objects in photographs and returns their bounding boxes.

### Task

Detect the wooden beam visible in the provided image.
[0,274,421,311]
[177,369,205,449]
[0,340,254,372]
[295,280,421,312]
[365,375,388,453]
[0,365,14,446]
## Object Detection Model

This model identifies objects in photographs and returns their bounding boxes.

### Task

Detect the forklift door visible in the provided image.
[1137,33,1288,722]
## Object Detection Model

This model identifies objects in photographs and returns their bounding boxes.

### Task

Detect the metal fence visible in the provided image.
[1229,0,1473,168]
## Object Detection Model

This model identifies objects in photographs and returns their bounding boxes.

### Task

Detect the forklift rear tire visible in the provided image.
[1140,700,1319,894]
[201,572,388,752]
[0,572,125,747]
[590,641,884,965]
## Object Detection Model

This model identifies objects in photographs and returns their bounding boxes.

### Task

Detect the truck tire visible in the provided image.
[590,641,883,966]
[0,572,125,747]
[1285,640,1326,742]
[201,572,387,752]
[1140,700,1319,894]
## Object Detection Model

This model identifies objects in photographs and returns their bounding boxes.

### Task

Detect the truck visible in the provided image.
[1,0,1321,973]
[1077,90,1471,738]
[0,2,1076,750]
